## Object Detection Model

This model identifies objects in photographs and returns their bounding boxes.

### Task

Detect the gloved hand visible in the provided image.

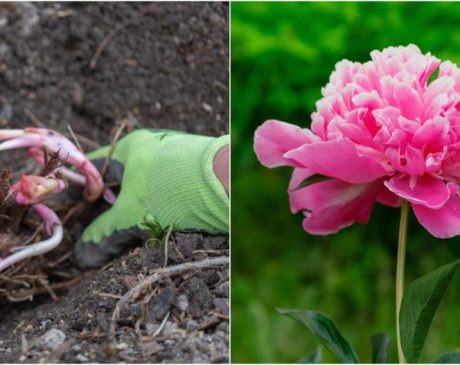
[73,129,229,268]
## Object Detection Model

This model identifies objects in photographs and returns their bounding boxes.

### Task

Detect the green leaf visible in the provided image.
[298,347,322,363]
[278,308,359,363]
[370,333,390,363]
[400,260,460,363]
[295,174,330,190]
[435,352,460,363]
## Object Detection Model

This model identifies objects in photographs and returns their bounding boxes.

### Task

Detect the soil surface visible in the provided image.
[0,2,228,363]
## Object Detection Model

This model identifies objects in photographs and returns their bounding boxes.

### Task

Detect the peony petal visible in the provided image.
[376,184,401,207]
[254,120,315,168]
[394,81,423,120]
[404,144,426,176]
[384,173,449,208]
[352,90,384,110]
[373,106,402,129]
[288,170,378,234]
[412,195,460,238]
[412,117,449,151]
[284,138,388,184]
[336,123,374,147]
[288,168,316,213]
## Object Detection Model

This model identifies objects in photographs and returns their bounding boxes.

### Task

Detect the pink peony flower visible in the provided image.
[254,44,460,239]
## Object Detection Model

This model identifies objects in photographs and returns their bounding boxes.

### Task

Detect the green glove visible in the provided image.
[73,129,229,268]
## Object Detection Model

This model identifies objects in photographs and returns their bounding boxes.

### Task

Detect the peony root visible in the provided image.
[0,127,107,272]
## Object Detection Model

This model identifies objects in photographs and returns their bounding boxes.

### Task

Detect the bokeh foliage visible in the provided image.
[231,2,460,363]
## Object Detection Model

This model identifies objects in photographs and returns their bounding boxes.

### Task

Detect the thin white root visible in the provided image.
[0,225,64,272]
[0,129,25,141]
[58,166,86,185]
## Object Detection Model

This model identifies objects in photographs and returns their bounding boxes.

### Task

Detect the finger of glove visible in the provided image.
[74,226,151,269]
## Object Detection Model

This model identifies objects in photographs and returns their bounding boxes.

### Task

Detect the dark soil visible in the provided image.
[0,2,228,363]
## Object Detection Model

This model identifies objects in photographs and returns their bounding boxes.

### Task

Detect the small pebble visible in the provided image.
[75,353,89,362]
[162,321,178,336]
[176,294,189,312]
[164,339,175,346]
[145,323,158,336]
[115,342,129,350]
[186,320,198,331]
[71,344,82,352]
[149,285,175,321]
[202,102,213,113]
[41,328,66,350]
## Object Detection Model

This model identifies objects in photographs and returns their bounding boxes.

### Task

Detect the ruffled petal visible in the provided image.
[412,117,450,150]
[254,120,315,168]
[376,185,401,207]
[288,169,378,234]
[404,144,426,176]
[284,138,388,184]
[412,195,460,238]
[384,173,449,208]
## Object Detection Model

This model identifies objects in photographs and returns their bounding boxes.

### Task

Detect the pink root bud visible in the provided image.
[12,174,67,206]
[34,204,61,235]
[0,128,104,201]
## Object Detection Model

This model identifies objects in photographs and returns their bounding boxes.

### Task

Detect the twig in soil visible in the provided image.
[96,292,123,300]
[173,241,185,262]
[7,260,33,277]
[61,201,85,225]
[193,249,229,255]
[127,111,143,128]
[67,124,84,152]
[0,275,31,288]
[10,223,44,252]
[49,270,75,279]
[13,273,46,280]
[135,318,146,362]
[0,168,11,206]
[101,119,128,178]
[14,320,25,332]
[38,277,58,302]
[46,251,73,268]
[213,80,228,92]
[101,261,115,271]
[56,9,75,18]
[46,339,76,363]
[21,333,29,354]
[153,311,170,337]
[109,256,229,341]
[24,108,46,128]
[89,4,155,69]
[213,312,229,321]
[5,291,33,302]
[63,132,100,150]
[4,276,81,302]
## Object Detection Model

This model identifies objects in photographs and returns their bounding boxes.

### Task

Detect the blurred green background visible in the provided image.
[231,2,460,363]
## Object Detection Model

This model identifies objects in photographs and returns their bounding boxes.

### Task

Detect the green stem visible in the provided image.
[396,200,409,364]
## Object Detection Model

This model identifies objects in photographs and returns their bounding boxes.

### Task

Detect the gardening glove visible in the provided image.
[73,129,229,268]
